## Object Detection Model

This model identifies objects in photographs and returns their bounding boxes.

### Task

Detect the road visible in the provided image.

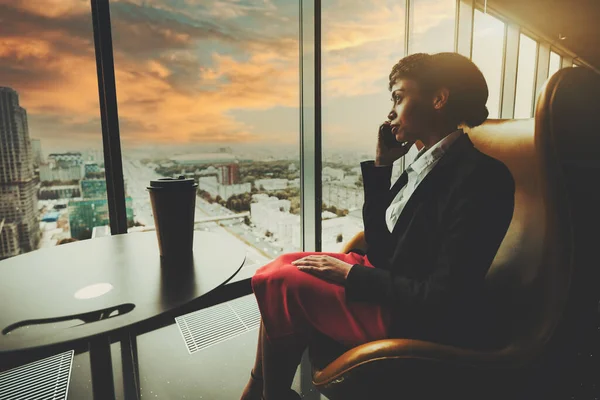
[122,159,292,270]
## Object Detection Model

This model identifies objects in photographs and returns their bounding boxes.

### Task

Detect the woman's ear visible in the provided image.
[433,87,450,110]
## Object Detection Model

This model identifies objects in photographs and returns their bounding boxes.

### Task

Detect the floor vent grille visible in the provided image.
[0,350,74,400]
[176,295,261,354]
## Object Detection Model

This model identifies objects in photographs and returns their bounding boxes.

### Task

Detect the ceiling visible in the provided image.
[488,0,600,70]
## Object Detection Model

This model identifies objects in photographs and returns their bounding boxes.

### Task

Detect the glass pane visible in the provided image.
[321,0,405,251]
[514,34,538,119]
[548,51,561,78]
[0,3,107,261]
[404,0,456,165]
[109,0,301,269]
[409,0,456,54]
[472,10,505,119]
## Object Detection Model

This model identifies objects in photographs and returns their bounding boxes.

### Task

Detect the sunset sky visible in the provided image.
[0,0,511,157]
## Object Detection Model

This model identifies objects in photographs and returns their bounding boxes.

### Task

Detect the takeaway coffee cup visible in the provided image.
[147,176,198,262]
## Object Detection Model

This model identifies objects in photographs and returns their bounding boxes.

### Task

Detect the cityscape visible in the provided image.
[0,86,385,272]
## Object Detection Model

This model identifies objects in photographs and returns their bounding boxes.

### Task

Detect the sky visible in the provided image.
[0,0,516,157]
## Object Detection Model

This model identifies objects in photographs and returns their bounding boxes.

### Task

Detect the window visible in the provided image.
[471,10,506,119]
[404,0,456,165]
[109,0,301,269]
[548,51,562,78]
[408,0,456,54]
[321,0,405,250]
[0,3,106,260]
[513,34,538,119]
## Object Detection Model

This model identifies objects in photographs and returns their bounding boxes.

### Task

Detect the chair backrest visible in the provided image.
[464,67,600,356]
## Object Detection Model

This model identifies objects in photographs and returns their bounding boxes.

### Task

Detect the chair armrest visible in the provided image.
[311,338,517,387]
[341,231,367,254]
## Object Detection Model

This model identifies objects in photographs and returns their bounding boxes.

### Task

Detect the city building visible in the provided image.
[218,183,251,200]
[31,138,43,166]
[39,185,81,200]
[81,178,107,199]
[250,197,293,238]
[321,215,364,252]
[39,163,83,182]
[255,178,288,191]
[47,152,83,167]
[198,176,250,199]
[198,176,219,197]
[322,183,364,211]
[251,193,271,202]
[68,197,133,240]
[0,87,40,260]
[91,225,111,238]
[322,166,345,181]
[0,219,20,259]
[248,195,303,247]
[219,163,239,185]
[84,162,101,177]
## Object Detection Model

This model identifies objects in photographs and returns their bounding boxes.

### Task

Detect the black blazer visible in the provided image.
[344,133,515,348]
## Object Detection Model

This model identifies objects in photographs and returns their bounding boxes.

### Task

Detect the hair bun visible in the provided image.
[463,104,489,128]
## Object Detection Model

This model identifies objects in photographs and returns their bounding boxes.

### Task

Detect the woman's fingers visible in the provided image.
[293,259,319,266]
[297,265,329,279]
[293,255,323,264]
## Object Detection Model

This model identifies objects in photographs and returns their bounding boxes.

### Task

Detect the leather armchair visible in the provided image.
[308,67,600,399]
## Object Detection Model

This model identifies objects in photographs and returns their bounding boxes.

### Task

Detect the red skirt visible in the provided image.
[251,251,390,348]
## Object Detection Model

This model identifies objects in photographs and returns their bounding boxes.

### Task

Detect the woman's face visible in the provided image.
[387,79,436,144]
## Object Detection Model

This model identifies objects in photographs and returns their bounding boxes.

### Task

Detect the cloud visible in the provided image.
[410,0,456,36]
[7,0,90,18]
[0,0,300,151]
[0,0,457,154]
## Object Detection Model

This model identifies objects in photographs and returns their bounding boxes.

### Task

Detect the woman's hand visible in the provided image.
[292,255,354,284]
[376,121,414,166]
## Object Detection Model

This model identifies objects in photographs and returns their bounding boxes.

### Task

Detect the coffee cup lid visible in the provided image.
[148,176,198,190]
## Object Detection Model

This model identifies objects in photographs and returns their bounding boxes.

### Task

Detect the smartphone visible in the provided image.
[379,123,405,148]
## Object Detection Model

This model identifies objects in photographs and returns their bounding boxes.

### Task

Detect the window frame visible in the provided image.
[549,49,563,74]
[512,32,539,118]
[91,0,127,236]
[470,6,508,119]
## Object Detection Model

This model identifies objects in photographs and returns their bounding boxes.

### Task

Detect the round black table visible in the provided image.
[0,231,246,399]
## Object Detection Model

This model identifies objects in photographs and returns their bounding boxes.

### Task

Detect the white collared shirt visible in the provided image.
[385,129,464,233]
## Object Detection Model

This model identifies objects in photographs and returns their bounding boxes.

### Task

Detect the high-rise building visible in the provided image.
[0,87,40,260]
[81,178,107,199]
[84,162,101,177]
[219,163,239,185]
[39,163,83,182]
[69,177,133,239]
[68,197,134,240]
[47,152,83,168]
[31,138,43,166]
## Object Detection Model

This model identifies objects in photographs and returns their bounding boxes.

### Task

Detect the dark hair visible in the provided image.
[388,52,489,128]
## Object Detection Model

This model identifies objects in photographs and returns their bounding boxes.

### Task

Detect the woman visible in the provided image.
[241,52,515,400]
